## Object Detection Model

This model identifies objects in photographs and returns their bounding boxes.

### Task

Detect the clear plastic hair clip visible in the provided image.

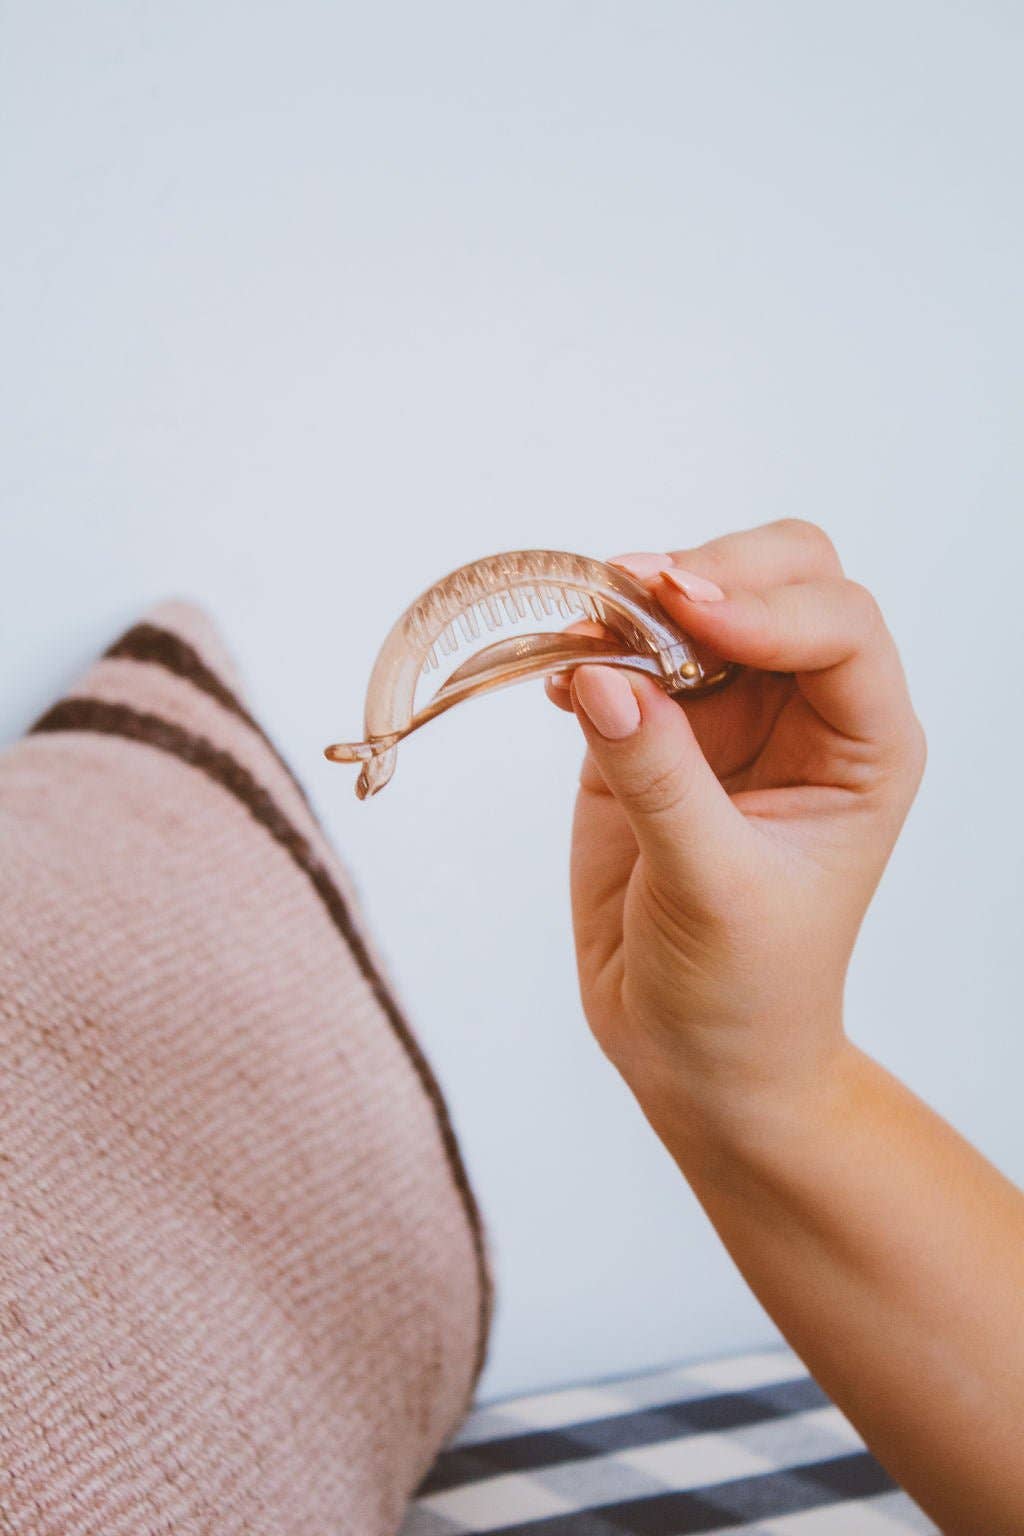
[325,549,739,798]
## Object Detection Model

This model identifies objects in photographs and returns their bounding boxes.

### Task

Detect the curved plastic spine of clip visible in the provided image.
[325,549,738,798]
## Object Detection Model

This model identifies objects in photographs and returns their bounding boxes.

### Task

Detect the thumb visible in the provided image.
[570,664,744,901]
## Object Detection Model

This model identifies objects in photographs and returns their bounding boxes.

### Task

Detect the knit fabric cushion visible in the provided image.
[0,603,491,1536]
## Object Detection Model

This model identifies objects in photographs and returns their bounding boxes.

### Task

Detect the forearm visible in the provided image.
[635,1041,1024,1535]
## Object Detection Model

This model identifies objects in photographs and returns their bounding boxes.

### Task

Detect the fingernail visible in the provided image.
[609,552,675,581]
[572,665,641,740]
[661,566,725,602]
[547,672,571,692]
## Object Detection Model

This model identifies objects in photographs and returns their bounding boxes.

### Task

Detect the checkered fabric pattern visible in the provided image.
[401,1348,938,1535]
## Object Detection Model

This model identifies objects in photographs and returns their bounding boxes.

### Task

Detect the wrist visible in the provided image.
[621,1025,861,1181]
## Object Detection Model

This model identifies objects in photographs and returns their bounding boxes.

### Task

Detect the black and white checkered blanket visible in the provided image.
[403,1349,937,1534]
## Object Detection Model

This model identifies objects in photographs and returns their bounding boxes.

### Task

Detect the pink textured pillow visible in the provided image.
[0,603,491,1535]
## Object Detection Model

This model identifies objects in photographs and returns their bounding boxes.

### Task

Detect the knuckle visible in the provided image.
[688,539,725,574]
[775,517,838,559]
[625,755,694,820]
[906,714,928,783]
[876,712,927,793]
[843,579,885,638]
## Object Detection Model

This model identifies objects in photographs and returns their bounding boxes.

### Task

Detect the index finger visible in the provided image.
[655,574,920,750]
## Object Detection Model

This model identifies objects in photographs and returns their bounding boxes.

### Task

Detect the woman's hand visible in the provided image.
[548,520,1024,1535]
[546,518,926,1147]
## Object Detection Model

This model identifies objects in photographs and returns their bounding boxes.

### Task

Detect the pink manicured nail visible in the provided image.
[572,665,641,740]
[661,566,725,602]
[609,552,676,581]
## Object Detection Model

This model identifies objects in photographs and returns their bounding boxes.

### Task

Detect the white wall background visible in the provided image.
[2,2,1022,1402]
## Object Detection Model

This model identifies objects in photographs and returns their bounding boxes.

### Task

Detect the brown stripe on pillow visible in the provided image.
[94,605,451,1086]
[31,692,492,1380]
[68,652,339,902]
[84,602,388,1018]
[105,620,312,811]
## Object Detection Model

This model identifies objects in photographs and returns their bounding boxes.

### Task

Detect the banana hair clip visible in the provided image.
[325,549,740,798]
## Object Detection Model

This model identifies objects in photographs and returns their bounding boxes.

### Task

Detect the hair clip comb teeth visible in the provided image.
[325,548,738,798]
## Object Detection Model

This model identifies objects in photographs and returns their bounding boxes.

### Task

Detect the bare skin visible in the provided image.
[544,520,1024,1535]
